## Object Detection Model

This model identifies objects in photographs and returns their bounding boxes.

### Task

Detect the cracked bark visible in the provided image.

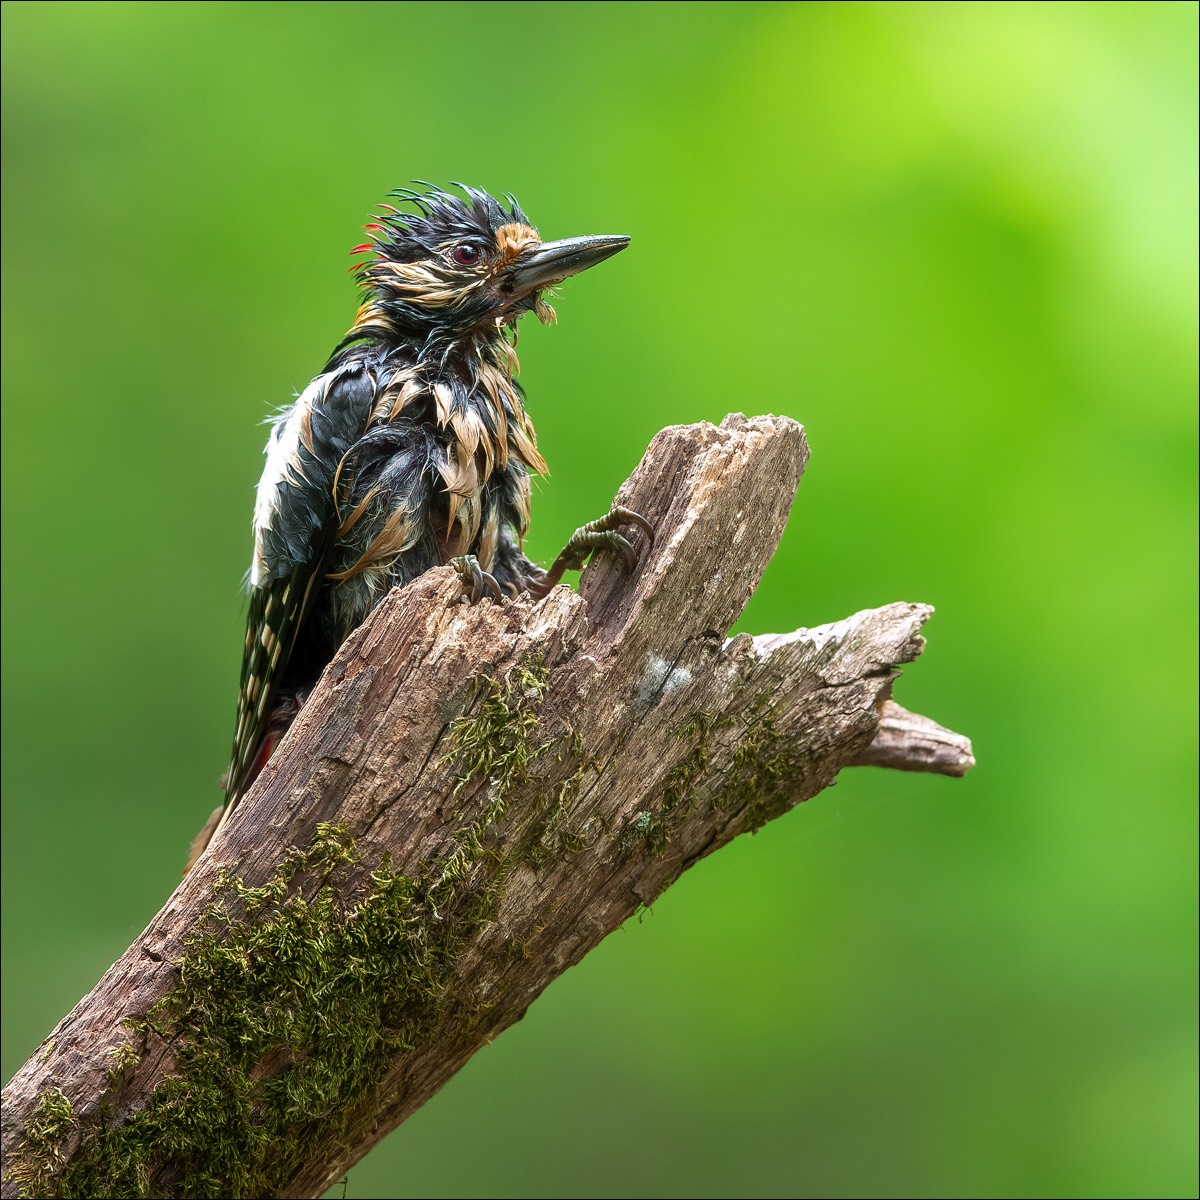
[1,414,974,1199]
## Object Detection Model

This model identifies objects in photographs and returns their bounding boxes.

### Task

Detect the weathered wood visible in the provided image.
[849,698,975,776]
[1,414,973,1199]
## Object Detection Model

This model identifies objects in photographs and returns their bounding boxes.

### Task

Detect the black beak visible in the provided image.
[504,235,630,299]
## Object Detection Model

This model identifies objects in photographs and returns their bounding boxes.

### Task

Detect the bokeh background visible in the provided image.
[3,3,1196,1197]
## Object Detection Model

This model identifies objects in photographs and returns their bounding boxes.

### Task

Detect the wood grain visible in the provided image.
[1,414,973,1199]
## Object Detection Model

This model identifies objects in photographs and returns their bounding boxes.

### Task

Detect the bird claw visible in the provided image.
[559,531,635,573]
[607,505,656,548]
[532,504,655,596]
[450,555,503,605]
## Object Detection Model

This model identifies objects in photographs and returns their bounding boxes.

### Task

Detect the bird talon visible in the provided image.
[611,505,656,550]
[607,532,637,570]
[579,505,654,568]
[482,571,504,603]
[449,556,502,605]
[532,504,655,594]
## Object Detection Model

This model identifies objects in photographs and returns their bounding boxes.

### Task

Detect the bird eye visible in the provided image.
[452,243,481,265]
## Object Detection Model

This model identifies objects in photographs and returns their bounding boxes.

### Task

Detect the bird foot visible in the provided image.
[528,505,655,598]
[450,555,503,604]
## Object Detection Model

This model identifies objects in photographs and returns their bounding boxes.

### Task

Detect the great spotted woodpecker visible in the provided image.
[187,185,650,869]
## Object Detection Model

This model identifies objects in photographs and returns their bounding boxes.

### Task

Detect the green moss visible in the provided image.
[7,1088,75,1198]
[441,663,547,797]
[720,697,795,831]
[106,1039,141,1083]
[527,732,601,866]
[621,699,794,855]
[620,712,714,856]
[9,670,795,1199]
[10,663,553,1200]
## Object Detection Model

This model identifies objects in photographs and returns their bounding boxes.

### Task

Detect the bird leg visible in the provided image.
[527,505,655,599]
[450,554,504,604]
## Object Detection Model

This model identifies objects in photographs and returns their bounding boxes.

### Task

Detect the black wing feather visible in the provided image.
[225,360,378,808]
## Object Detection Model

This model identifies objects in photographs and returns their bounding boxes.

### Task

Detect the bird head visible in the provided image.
[348,185,629,349]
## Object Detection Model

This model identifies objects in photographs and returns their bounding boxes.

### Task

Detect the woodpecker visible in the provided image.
[188,184,650,868]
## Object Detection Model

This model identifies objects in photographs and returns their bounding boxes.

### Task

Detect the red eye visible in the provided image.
[452,244,481,265]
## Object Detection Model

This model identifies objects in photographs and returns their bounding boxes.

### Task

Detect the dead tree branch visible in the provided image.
[2,414,973,1199]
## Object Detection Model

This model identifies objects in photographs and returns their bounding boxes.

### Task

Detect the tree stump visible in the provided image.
[1,414,974,1199]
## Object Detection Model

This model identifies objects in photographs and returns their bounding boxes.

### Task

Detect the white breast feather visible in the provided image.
[250,375,326,587]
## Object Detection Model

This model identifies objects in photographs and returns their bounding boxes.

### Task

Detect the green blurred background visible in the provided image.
[3,2,1196,1196]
